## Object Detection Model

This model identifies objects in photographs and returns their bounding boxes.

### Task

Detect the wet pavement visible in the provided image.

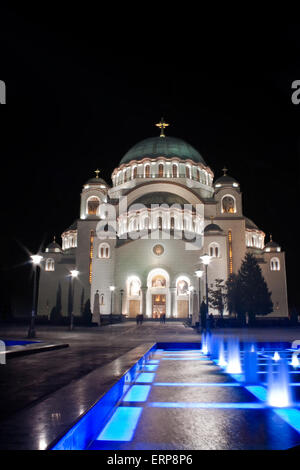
[90,347,300,450]
[1,322,300,449]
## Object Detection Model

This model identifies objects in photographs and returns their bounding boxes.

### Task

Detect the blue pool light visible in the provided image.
[142,365,158,371]
[96,407,143,441]
[246,385,268,402]
[123,385,151,402]
[274,409,300,433]
[162,357,208,361]
[136,373,156,383]
[148,402,266,409]
[153,382,241,387]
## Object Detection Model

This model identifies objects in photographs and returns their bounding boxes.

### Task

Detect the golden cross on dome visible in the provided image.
[155,117,169,138]
[222,167,228,175]
[95,169,100,179]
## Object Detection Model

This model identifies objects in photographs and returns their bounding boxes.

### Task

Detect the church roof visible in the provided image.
[204,223,223,233]
[66,220,78,231]
[264,235,281,251]
[45,238,62,253]
[214,174,238,186]
[120,136,206,165]
[245,217,259,230]
[86,177,109,186]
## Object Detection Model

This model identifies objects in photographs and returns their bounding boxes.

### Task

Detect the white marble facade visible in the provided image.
[37,132,289,321]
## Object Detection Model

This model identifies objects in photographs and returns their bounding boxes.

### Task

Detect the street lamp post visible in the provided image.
[195,269,204,321]
[200,253,211,320]
[188,285,194,319]
[70,269,79,331]
[120,289,124,318]
[28,254,43,338]
[109,286,115,319]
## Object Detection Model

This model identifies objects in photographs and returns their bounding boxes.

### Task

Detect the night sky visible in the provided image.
[0,8,299,315]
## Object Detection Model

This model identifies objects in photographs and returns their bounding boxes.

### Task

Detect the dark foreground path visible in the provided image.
[0,322,300,422]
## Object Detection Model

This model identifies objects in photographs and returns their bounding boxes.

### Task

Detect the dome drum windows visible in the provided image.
[270,257,280,271]
[112,158,214,187]
[45,258,55,271]
[172,164,178,178]
[98,243,110,259]
[158,163,164,177]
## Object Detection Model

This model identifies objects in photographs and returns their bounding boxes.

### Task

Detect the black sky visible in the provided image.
[0,8,299,314]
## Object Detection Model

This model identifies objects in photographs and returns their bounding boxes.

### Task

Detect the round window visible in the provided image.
[153,244,164,256]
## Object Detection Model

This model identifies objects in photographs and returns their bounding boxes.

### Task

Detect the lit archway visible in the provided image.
[146,268,170,319]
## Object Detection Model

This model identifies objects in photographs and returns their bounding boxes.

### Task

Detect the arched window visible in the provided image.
[158,163,164,177]
[176,278,189,296]
[172,164,178,178]
[152,275,166,287]
[145,164,150,178]
[133,166,137,178]
[99,243,110,259]
[186,166,191,178]
[209,242,220,258]
[270,257,280,271]
[197,168,201,182]
[157,216,162,229]
[128,277,141,297]
[45,258,55,271]
[170,216,175,229]
[87,196,100,215]
[222,195,236,214]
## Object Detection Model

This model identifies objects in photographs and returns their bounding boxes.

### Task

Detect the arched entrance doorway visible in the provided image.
[126,276,142,317]
[146,268,170,318]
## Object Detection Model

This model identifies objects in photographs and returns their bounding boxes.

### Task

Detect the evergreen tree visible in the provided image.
[225,273,245,321]
[208,279,226,318]
[237,253,273,323]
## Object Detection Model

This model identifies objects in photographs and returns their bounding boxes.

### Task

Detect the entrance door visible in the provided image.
[177,299,189,318]
[152,294,166,319]
[129,300,140,317]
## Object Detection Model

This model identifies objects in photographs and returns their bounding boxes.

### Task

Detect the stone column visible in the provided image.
[142,287,147,316]
[170,287,176,318]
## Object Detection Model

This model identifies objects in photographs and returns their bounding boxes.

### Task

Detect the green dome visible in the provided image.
[120,136,206,165]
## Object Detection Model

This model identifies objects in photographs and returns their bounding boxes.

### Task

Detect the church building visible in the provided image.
[37,120,288,322]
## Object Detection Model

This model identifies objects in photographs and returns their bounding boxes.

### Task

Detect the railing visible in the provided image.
[114,173,209,184]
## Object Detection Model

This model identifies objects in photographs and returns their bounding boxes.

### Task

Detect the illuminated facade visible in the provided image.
[37,123,288,321]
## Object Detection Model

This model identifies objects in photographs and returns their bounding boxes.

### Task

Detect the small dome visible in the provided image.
[86,177,108,186]
[214,168,239,187]
[120,136,206,165]
[264,235,281,252]
[85,170,109,188]
[45,237,62,253]
[204,223,223,233]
